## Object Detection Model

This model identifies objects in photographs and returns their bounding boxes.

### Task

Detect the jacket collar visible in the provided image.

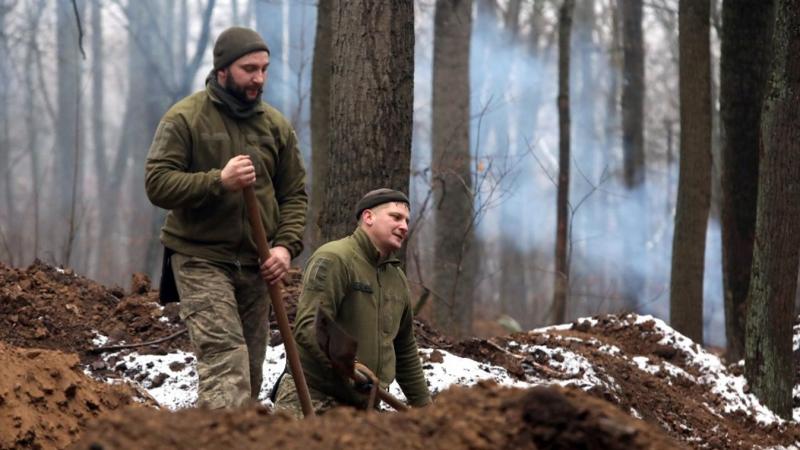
[352,227,400,267]
[205,70,266,120]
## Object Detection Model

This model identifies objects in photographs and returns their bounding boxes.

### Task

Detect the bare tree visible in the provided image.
[670,0,712,344]
[320,1,414,241]
[431,0,474,337]
[745,0,800,420]
[720,0,774,361]
[307,0,331,254]
[0,0,11,262]
[25,0,46,262]
[620,0,647,310]
[620,0,644,189]
[552,0,575,324]
[98,0,215,281]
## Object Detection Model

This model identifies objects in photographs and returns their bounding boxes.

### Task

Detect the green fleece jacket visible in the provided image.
[294,227,431,407]
[145,86,307,263]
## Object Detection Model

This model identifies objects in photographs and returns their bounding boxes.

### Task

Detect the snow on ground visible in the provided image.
[90,313,797,426]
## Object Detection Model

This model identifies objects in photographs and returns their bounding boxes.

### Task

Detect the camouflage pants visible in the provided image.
[172,253,269,409]
[273,373,340,419]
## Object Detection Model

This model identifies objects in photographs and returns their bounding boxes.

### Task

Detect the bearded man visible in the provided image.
[145,26,307,409]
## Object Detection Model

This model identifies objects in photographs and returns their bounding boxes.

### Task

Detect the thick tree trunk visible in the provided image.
[670,0,712,344]
[719,0,774,362]
[308,0,332,254]
[431,0,474,338]
[745,0,800,420]
[552,0,575,325]
[320,1,414,242]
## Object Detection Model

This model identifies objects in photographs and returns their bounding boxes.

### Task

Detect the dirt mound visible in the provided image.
[449,315,800,448]
[3,260,800,449]
[0,260,190,358]
[0,342,152,450]
[71,382,680,450]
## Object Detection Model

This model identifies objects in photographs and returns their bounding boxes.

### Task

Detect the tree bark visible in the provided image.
[308,0,332,254]
[320,1,414,242]
[719,0,774,362]
[431,0,474,338]
[553,0,575,325]
[620,0,644,189]
[745,0,800,420]
[670,0,712,344]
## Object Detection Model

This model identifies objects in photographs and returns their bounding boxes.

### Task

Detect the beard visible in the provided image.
[224,73,263,105]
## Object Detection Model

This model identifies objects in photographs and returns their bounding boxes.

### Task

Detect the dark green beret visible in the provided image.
[355,188,410,219]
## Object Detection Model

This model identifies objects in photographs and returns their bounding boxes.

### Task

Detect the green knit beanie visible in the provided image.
[213,26,270,71]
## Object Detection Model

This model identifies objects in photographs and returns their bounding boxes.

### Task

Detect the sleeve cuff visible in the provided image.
[272,238,303,259]
[208,169,226,197]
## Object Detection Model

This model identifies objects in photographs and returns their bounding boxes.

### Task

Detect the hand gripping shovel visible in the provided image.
[314,308,409,412]
[243,187,314,417]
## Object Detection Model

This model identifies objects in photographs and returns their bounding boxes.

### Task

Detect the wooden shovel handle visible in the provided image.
[243,187,314,418]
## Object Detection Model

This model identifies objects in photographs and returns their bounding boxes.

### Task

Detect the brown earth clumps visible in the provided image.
[71,382,680,450]
[0,342,152,450]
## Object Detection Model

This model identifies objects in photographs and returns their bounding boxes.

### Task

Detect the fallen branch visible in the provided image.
[87,328,187,354]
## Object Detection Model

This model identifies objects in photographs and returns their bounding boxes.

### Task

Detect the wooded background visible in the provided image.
[1,3,798,414]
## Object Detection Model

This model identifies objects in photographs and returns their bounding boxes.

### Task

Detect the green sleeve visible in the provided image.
[393,302,432,407]
[271,127,308,259]
[293,252,350,369]
[144,118,225,210]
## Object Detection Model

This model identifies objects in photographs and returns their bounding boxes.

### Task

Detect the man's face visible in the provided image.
[363,202,410,255]
[218,51,269,104]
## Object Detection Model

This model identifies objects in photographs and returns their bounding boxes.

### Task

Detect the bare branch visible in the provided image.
[71,0,86,59]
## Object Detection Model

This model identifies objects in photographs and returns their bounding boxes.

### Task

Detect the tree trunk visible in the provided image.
[620,0,644,188]
[553,0,575,325]
[88,0,106,275]
[308,0,332,254]
[670,0,712,344]
[55,0,85,264]
[620,0,647,310]
[745,0,800,420]
[720,0,774,362]
[0,0,11,262]
[320,1,414,242]
[431,0,474,338]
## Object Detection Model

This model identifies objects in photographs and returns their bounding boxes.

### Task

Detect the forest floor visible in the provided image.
[1,260,799,449]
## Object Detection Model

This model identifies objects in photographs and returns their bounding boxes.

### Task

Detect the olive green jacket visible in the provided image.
[145,86,307,264]
[294,227,431,407]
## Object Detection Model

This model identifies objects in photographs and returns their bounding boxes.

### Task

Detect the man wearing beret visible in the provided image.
[145,26,307,409]
[273,188,431,417]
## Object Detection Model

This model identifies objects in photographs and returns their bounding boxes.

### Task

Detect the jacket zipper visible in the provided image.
[376,263,383,380]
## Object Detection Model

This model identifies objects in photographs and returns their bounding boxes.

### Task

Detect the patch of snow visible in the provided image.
[91,331,109,347]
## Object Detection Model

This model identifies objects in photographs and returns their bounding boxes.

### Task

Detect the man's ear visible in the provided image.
[216,68,228,84]
[362,209,374,226]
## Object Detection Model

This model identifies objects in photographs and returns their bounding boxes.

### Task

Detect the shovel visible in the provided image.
[243,187,314,417]
[315,309,409,412]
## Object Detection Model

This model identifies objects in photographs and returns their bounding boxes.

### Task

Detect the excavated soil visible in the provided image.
[1,260,800,449]
[70,382,681,450]
[0,342,152,450]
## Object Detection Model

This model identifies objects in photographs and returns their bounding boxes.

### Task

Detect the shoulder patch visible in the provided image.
[305,257,332,291]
